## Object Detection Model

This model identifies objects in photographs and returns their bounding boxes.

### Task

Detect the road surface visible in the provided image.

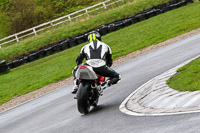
[0,33,200,133]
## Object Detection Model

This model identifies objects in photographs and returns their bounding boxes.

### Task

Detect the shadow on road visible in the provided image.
[80,102,119,117]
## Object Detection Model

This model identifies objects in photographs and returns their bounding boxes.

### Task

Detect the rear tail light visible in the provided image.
[80,65,88,68]
[99,76,105,82]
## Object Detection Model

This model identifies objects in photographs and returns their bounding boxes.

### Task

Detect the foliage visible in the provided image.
[0,0,172,62]
[5,0,54,34]
[0,0,9,5]
[0,0,105,37]
[0,12,10,38]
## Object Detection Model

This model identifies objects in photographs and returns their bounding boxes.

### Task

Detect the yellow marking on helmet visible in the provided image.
[89,34,93,42]
[93,33,96,41]
[89,33,97,42]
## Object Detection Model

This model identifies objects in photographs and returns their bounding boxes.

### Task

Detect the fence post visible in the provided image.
[68,15,72,22]
[85,9,90,16]
[15,34,19,42]
[103,2,107,9]
[50,21,54,26]
[33,28,37,35]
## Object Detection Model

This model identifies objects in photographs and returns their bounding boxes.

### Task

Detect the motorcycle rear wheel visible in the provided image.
[92,98,99,107]
[76,82,90,114]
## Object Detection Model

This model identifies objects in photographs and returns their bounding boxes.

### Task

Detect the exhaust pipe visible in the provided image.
[91,83,97,88]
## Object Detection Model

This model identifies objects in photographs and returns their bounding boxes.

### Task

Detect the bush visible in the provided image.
[0,12,10,38]
[0,0,106,35]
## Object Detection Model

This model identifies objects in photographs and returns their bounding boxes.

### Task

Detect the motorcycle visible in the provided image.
[75,60,109,114]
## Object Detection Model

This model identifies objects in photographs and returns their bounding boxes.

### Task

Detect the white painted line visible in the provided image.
[120,107,200,117]
[138,87,171,105]
[183,94,200,107]
[167,91,200,108]
[156,91,188,108]
[154,81,167,88]
[145,90,178,107]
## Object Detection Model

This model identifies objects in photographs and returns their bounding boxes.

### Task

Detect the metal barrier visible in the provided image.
[0,0,123,48]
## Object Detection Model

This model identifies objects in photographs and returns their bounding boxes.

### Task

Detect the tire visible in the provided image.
[92,98,99,107]
[76,82,91,114]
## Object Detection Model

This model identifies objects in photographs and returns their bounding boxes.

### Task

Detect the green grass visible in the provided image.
[167,58,200,91]
[0,1,200,105]
[0,0,169,62]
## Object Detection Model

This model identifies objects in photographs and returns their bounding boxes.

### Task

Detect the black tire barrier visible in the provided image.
[161,6,171,13]
[177,1,187,7]
[128,16,138,24]
[84,32,89,41]
[169,3,179,10]
[68,38,77,47]
[0,60,9,73]
[12,59,22,68]
[108,23,117,32]
[60,40,69,50]
[0,60,7,67]
[28,53,38,62]
[169,0,178,5]
[155,3,170,13]
[123,18,132,27]
[7,62,13,69]
[76,34,87,45]
[145,9,161,18]
[115,21,125,30]
[145,10,155,19]
[155,9,162,15]
[135,13,147,22]
[176,2,184,8]
[18,56,28,65]
[97,25,108,36]
[186,0,194,3]
[85,30,98,36]
[36,50,46,59]
[0,65,9,73]
[178,1,186,7]
[175,2,181,8]
[23,56,29,64]
[52,43,62,53]
[44,47,53,56]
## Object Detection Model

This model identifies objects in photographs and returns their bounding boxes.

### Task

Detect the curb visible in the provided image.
[120,55,200,116]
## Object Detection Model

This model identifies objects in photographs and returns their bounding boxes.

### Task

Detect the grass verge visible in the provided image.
[0,0,169,62]
[167,58,200,91]
[0,1,200,105]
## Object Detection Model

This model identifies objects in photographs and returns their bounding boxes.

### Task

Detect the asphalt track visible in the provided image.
[0,33,200,133]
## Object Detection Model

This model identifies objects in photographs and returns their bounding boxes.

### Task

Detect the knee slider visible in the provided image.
[117,74,121,83]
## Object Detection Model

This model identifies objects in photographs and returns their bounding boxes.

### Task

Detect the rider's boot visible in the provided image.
[71,79,79,94]
[101,80,111,90]
[71,85,78,94]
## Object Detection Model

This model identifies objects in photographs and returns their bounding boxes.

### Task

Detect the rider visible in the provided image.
[71,31,121,94]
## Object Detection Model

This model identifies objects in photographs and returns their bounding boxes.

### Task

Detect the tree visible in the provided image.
[0,12,10,38]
